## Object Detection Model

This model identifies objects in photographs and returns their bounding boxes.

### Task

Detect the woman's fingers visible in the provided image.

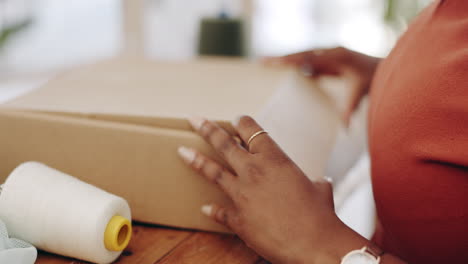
[178,146,238,198]
[188,117,249,170]
[336,68,369,127]
[201,204,236,229]
[232,116,278,154]
[264,48,345,78]
[262,53,305,66]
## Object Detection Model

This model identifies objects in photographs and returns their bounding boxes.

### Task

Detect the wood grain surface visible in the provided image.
[35,224,266,264]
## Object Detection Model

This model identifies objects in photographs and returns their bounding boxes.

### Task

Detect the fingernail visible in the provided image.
[178,146,196,163]
[188,116,206,131]
[231,116,242,127]
[201,205,212,216]
[324,176,333,183]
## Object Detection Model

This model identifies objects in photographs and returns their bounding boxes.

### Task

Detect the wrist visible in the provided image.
[294,219,371,264]
[320,223,371,264]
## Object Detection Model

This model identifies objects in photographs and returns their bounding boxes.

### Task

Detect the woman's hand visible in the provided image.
[178,116,369,264]
[265,47,380,125]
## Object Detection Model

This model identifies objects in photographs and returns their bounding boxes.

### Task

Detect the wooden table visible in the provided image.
[36,224,268,264]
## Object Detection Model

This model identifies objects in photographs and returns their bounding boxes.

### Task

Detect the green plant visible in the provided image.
[384,0,431,27]
[0,19,32,49]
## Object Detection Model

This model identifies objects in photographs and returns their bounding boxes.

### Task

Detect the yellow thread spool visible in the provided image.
[104,215,132,251]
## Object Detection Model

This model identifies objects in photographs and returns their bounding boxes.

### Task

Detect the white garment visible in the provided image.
[0,218,37,264]
[334,154,375,239]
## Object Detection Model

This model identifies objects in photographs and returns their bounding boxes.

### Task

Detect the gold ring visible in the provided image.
[247,130,268,149]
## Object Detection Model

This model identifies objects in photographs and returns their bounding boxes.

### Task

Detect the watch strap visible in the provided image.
[365,243,384,259]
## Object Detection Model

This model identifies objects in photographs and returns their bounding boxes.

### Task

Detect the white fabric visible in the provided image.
[325,98,369,184]
[334,154,375,239]
[256,74,340,180]
[0,218,37,264]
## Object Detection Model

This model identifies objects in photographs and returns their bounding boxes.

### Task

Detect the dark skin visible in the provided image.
[178,48,407,263]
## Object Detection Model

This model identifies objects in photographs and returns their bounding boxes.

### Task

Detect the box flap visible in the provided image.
[2,57,296,124]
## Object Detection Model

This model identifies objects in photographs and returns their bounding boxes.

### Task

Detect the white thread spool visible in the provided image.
[0,162,132,264]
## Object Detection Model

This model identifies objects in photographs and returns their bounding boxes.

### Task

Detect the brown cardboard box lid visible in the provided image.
[2,57,294,124]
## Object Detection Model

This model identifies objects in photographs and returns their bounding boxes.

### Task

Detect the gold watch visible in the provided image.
[340,244,384,264]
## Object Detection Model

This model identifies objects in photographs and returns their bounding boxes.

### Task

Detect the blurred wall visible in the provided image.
[0,0,432,77]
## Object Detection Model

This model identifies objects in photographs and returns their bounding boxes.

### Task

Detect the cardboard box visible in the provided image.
[0,57,340,232]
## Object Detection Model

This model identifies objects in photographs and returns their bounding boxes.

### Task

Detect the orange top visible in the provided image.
[369,1,468,263]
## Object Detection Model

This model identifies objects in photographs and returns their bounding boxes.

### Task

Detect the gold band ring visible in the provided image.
[247,130,268,149]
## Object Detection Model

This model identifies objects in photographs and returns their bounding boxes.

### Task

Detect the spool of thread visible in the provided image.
[0,162,132,264]
[197,16,245,57]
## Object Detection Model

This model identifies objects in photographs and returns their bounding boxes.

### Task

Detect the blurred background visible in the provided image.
[1,0,431,78]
